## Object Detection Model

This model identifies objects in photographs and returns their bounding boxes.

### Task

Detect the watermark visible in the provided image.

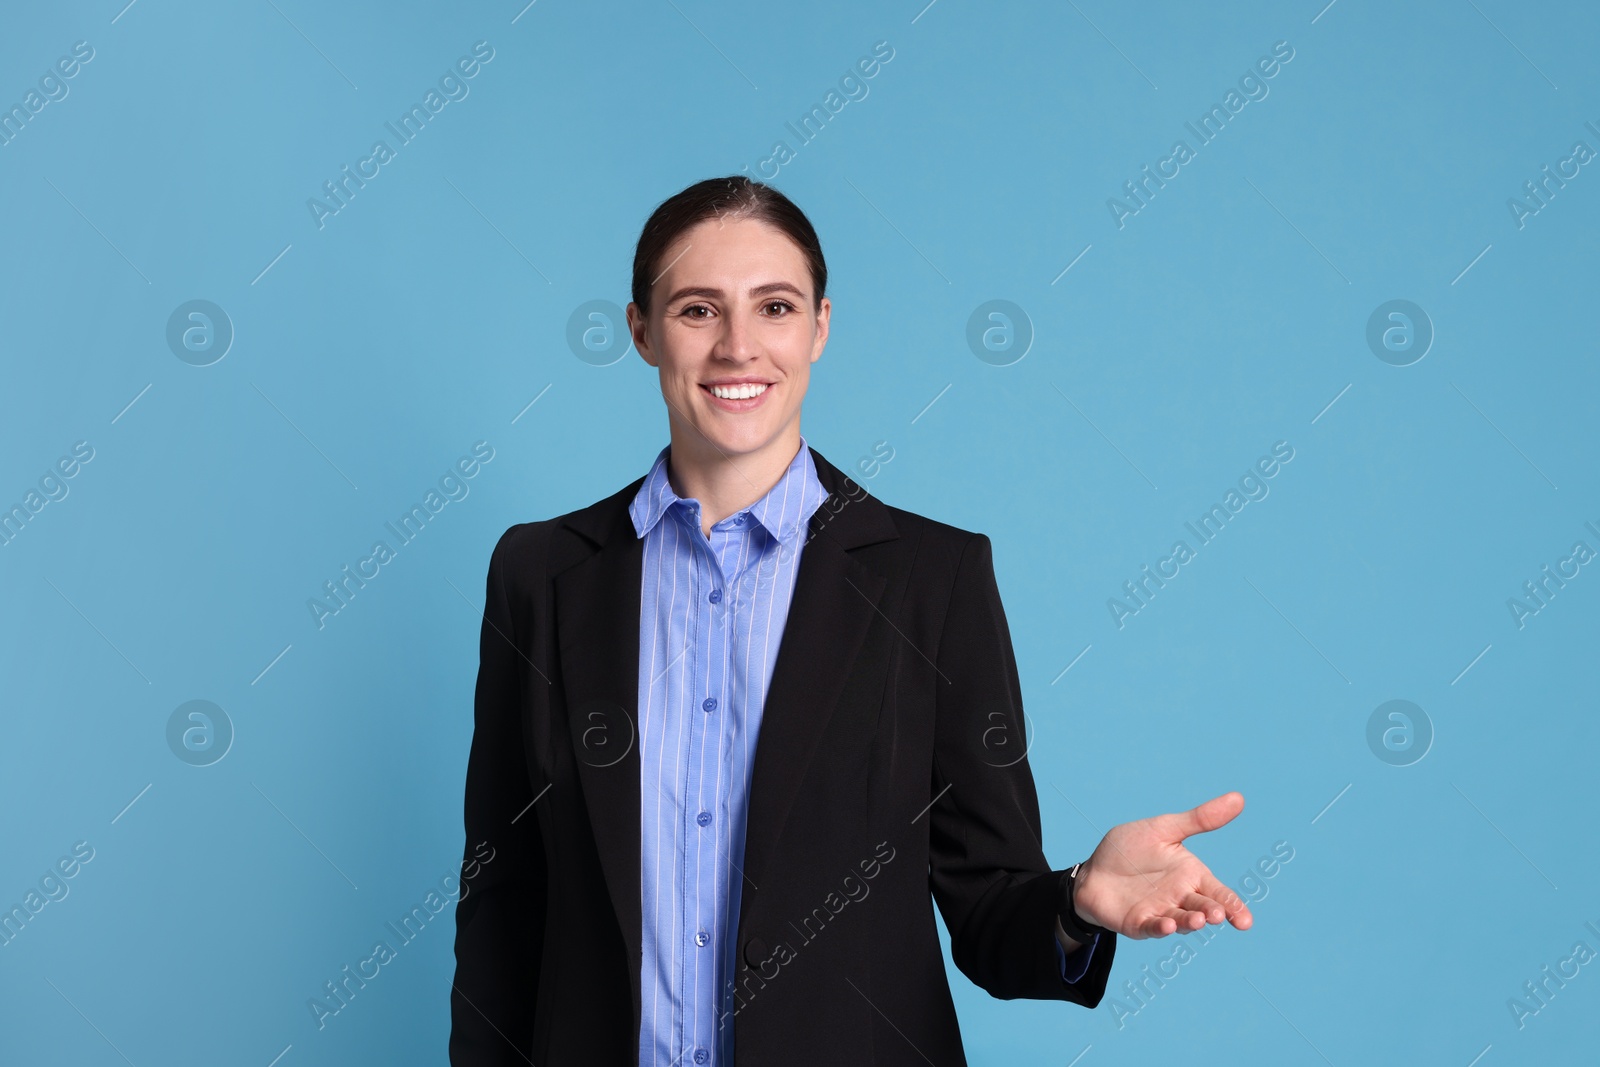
[1506,522,1597,630]
[307,441,495,630]
[1107,441,1295,629]
[166,300,234,366]
[753,438,891,570]
[307,41,496,230]
[0,841,96,949]
[1105,839,1294,1029]
[850,439,894,482]
[979,707,1035,769]
[1237,840,1296,904]
[1365,300,1433,366]
[740,41,895,180]
[1507,121,1599,230]
[1107,40,1295,229]
[166,699,235,767]
[1365,699,1433,767]
[307,841,495,1030]
[720,839,897,1030]
[0,40,95,149]
[797,467,871,552]
[966,300,1033,366]
[762,444,886,576]
[1507,919,1600,1030]
[572,698,636,768]
[566,299,633,366]
[0,440,95,549]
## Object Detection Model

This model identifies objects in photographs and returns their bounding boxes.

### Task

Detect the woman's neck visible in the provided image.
[665,429,803,537]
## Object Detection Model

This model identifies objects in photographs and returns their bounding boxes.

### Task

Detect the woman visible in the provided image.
[449,176,1253,1066]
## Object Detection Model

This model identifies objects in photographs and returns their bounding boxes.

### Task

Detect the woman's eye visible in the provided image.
[682,304,712,319]
[763,300,794,316]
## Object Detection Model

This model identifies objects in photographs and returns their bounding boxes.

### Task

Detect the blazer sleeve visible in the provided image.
[449,525,548,1065]
[926,532,1116,1006]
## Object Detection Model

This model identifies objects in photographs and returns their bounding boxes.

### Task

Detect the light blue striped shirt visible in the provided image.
[628,435,1097,1065]
[630,436,828,1067]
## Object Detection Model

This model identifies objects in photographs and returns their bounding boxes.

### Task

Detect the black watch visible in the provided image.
[1057,861,1111,945]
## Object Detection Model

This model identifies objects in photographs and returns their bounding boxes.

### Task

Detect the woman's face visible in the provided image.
[628,215,830,466]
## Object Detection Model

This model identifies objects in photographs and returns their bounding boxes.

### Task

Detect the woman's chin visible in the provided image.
[699,425,789,460]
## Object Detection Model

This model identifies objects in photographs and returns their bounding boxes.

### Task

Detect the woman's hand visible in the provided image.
[1072,791,1255,940]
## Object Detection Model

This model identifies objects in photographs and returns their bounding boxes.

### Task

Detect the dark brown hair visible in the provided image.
[630,175,827,315]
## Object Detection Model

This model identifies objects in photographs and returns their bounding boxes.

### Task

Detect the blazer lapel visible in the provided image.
[554,489,645,1016]
[739,448,898,900]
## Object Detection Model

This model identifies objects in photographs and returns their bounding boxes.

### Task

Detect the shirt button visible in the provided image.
[697,811,712,826]
[702,697,717,712]
[695,931,709,947]
[708,588,722,603]
[694,1050,710,1064]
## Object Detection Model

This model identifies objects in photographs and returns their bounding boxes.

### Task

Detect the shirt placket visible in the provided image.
[715,522,757,1063]
[681,508,731,1067]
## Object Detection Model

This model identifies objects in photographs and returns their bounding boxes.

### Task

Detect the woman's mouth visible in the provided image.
[700,381,772,412]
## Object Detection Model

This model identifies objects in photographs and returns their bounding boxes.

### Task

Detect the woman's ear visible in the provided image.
[627,302,657,366]
[810,296,831,362]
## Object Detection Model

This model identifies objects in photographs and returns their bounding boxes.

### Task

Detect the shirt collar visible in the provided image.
[628,434,827,544]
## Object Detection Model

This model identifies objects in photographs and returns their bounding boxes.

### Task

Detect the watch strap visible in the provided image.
[1057,861,1111,945]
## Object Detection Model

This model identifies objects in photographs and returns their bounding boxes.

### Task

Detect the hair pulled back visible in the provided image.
[630,175,827,315]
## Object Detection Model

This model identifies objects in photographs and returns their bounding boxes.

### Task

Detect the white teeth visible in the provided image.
[709,383,768,400]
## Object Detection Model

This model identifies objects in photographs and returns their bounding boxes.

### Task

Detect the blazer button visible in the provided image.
[743,937,767,968]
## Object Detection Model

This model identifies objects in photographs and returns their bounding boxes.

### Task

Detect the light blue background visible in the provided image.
[2,1,1596,1064]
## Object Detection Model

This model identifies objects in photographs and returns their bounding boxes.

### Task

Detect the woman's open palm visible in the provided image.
[1071,791,1256,940]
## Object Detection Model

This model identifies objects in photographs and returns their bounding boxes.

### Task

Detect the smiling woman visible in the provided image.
[449,175,1253,1067]
[623,176,832,537]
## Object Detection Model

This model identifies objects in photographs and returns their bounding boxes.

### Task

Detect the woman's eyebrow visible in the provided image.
[664,281,806,303]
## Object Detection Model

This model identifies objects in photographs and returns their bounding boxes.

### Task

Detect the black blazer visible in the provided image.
[449,446,1115,1066]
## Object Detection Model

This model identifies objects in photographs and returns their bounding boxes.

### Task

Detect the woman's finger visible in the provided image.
[1178,892,1228,925]
[1198,877,1255,929]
